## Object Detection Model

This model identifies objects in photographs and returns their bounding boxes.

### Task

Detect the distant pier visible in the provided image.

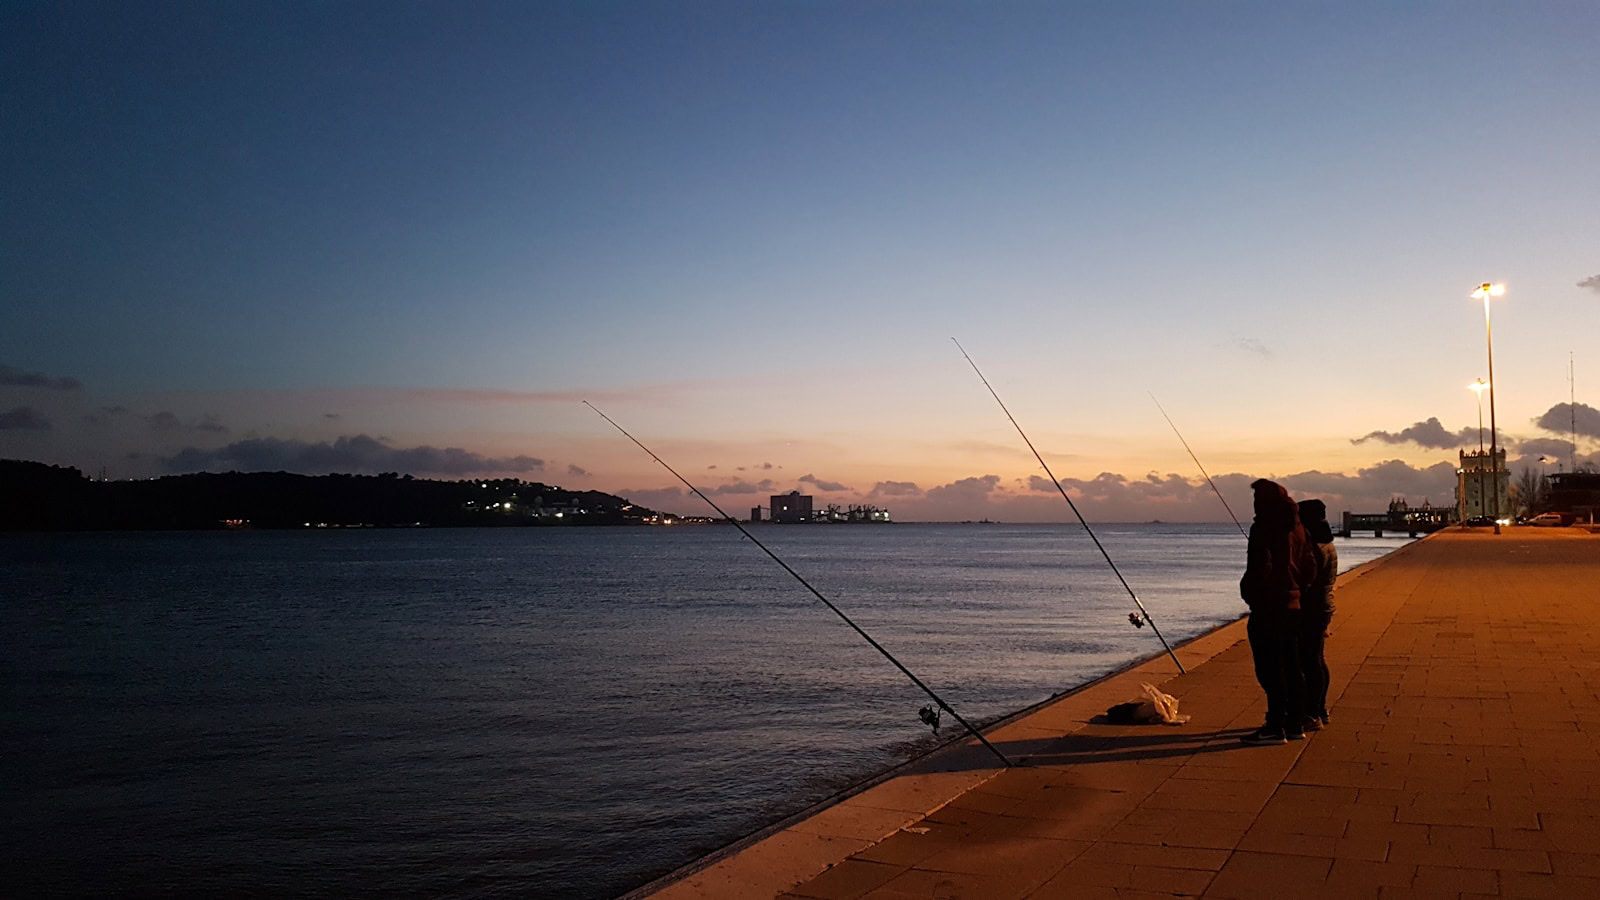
[1340,499,1454,537]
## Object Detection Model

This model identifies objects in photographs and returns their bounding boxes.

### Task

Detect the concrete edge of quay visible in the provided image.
[625,531,1439,899]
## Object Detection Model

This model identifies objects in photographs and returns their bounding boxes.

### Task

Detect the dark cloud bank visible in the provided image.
[1534,402,1600,440]
[798,473,850,492]
[1353,402,1599,452]
[162,435,544,476]
[0,365,80,390]
[1353,417,1479,450]
[0,406,52,430]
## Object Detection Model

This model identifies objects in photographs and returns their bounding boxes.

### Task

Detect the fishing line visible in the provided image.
[584,401,1013,768]
[951,340,1186,674]
[1149,392,1247,537]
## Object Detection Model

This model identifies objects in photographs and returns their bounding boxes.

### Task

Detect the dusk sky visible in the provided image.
[3,2,1596,521]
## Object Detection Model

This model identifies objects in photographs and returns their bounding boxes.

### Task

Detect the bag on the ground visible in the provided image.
[1104,683,1191,725]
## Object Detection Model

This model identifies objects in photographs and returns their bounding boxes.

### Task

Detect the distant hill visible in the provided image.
[0,460,678,530]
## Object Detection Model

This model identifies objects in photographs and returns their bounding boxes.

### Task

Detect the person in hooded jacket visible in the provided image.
[1296,499,1338,730]
[1239,479,1320,745]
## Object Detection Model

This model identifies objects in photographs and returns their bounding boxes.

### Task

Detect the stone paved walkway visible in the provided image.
[644,527,1600,900]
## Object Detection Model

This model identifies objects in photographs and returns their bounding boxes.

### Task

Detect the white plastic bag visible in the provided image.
[1139,682,1191,725]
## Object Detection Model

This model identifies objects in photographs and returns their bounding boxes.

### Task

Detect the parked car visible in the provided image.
[1529,512,1567,527]
[1462,515,1495,527]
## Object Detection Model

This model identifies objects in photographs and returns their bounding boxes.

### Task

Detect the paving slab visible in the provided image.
[639,527,1599,899]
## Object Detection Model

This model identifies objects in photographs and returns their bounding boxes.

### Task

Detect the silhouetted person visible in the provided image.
[1240,479,1319,745]
[1297,498,1338,730]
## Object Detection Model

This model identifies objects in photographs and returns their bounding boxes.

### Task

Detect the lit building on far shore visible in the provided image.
[770,491,813,524]
[1456,449,1509,520]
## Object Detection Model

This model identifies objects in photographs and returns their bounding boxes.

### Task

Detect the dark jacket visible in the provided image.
[1241,480,1318,612]
[1302,542,1338,615]
[1297,498,1337,615]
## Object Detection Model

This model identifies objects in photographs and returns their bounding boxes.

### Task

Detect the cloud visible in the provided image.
[0,406,52,430]
[1578,274,1600,294]
[160,434,545,475]
[868,458,1472,522]
[707,478,776,496]
[0,364,81,390]
[891,474,1013,520]
[1232,337,1274,359]
[322,412,341,420]
[707,464,717,470]
[923,474,1002,502]
[83,405,132,426]
[1353,417,1478,450]
[142,411,230,434]
[1280,459,1456,502]
[868,480,923,497]
[146,411,183,432]
[567,464,590,477]
[1512,437,1578,459]
[1512,448,1600,472]
[759,462,774,470]
[616,486,685,512]
[1533,402,1600,440]
[798,473,851,492]
[1052,471,1206,509]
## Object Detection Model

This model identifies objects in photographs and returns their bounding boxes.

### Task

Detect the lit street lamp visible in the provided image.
[1469,378,1489,518]
[1470,282,1506,532]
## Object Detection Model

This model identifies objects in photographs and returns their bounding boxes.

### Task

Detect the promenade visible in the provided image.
[644,527,1600,899]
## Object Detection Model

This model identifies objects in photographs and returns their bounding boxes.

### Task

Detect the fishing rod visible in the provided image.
[951,340,1185,674]
[584,401,1013,768]
[1149,392,1247,537]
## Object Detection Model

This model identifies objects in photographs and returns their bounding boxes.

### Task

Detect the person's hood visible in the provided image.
[1298,498,1333,544]
[1251,479,1299,532]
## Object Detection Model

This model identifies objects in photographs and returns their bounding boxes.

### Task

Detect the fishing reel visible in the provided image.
[1128,612,1146,629]
[918,705,942,733]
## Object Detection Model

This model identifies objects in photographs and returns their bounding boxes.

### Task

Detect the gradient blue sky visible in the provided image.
[3,2,1596,519]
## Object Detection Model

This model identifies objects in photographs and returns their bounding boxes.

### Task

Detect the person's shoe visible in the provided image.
[1302,716,1324,733]
[1241,725,1286,746]
[1285,727,1306,741]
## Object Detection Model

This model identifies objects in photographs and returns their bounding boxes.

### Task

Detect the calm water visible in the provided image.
[1,524,1408,898]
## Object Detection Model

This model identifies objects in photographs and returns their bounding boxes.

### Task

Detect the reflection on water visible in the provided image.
[1,524,1410,897]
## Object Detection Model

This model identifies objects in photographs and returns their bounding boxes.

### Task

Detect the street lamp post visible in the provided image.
[1471,282,1506,533]
[1538,455,1557,517]
[1469,378,1489,519]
